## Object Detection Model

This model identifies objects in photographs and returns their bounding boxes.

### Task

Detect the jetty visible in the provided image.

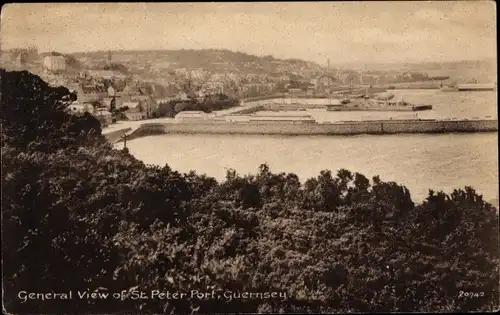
[119,118,497,140]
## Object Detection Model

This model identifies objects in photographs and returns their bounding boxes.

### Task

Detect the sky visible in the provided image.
[0,2,497,65]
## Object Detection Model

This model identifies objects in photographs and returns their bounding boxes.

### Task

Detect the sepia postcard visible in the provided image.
[0,2,498,314]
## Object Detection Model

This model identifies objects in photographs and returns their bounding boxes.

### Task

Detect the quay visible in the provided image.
[112,118,497,141]
[102,94,496,142]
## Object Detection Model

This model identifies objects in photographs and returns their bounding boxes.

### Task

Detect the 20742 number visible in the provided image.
[458,291,485,298]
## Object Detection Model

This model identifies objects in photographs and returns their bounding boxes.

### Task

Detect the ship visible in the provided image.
[326,95,432,112]
[456,84,496,92]
[441,83,496,92]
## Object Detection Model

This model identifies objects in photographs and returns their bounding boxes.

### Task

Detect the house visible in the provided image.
[287,88,303,97]
[176,92,189,101]
[86,70,124,79]
[125,111,146,121]
[203,80,225,94]
[102,97,122,110]
[156,97,177,104]
[174,111,207,121]
[15,53,28,66]
[94,109,113,125]
[316,76,336,88]
[67,102,93,114]
[43,55,66,72]
[120,85,134,96]
[121,101,141,111]
[123,102,146,121]
[107,85,116,97]
[121,101,146,121]
[71,85,102,104]
[115,90,131,103]
[130,94,150,102]
[102,97,113,109]
[0,51,15,64]
[195,90,206,99]
[145,98,159,114]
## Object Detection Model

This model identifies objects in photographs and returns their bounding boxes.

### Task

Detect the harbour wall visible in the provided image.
[103,127,132,142]
[127,120,498,139]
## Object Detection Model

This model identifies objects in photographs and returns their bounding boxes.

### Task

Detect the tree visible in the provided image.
[174,102,188,113]
[0,70,102,149]
[158,101,176,117]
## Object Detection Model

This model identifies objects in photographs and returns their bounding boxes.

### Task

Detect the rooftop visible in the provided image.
[253,111,314,117]
[122,101,140,108]
[249,116,315,121]
[176,111,206,115]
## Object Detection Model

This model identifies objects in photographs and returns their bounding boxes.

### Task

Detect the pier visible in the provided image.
[120,118,498,140]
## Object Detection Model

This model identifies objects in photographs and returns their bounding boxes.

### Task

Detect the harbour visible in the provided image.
[116,89,498,203]
[107,89,497,139]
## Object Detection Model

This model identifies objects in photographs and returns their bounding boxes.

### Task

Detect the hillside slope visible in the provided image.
[71,49,324,74]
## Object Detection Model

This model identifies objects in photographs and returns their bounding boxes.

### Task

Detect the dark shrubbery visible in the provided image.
[1,69,499,314]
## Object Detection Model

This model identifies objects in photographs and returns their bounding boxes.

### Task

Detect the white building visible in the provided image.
[121,101,141,110]
[176,92,189,101]
[86,70,125,79]
[125,111,146,121]
[203,80,225,94]
[107,86,116,97]
[103,97,122,109]
[67,102,93,114]
[94,108,113,125]
[123,102,145,121]
[174,111,207,121]
[156,97,177,104]
[43,55,66,72]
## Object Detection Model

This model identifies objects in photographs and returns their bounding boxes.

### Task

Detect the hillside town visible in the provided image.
[1,46,494,127]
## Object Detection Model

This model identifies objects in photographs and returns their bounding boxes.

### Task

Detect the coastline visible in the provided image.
[105,119,498,143]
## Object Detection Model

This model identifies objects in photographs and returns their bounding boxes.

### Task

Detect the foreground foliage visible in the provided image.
[1,69,499,313]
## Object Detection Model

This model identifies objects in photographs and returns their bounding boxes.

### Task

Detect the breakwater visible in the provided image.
[103,127,131,142]
[125,119,497,139]
[326,105,432,112]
